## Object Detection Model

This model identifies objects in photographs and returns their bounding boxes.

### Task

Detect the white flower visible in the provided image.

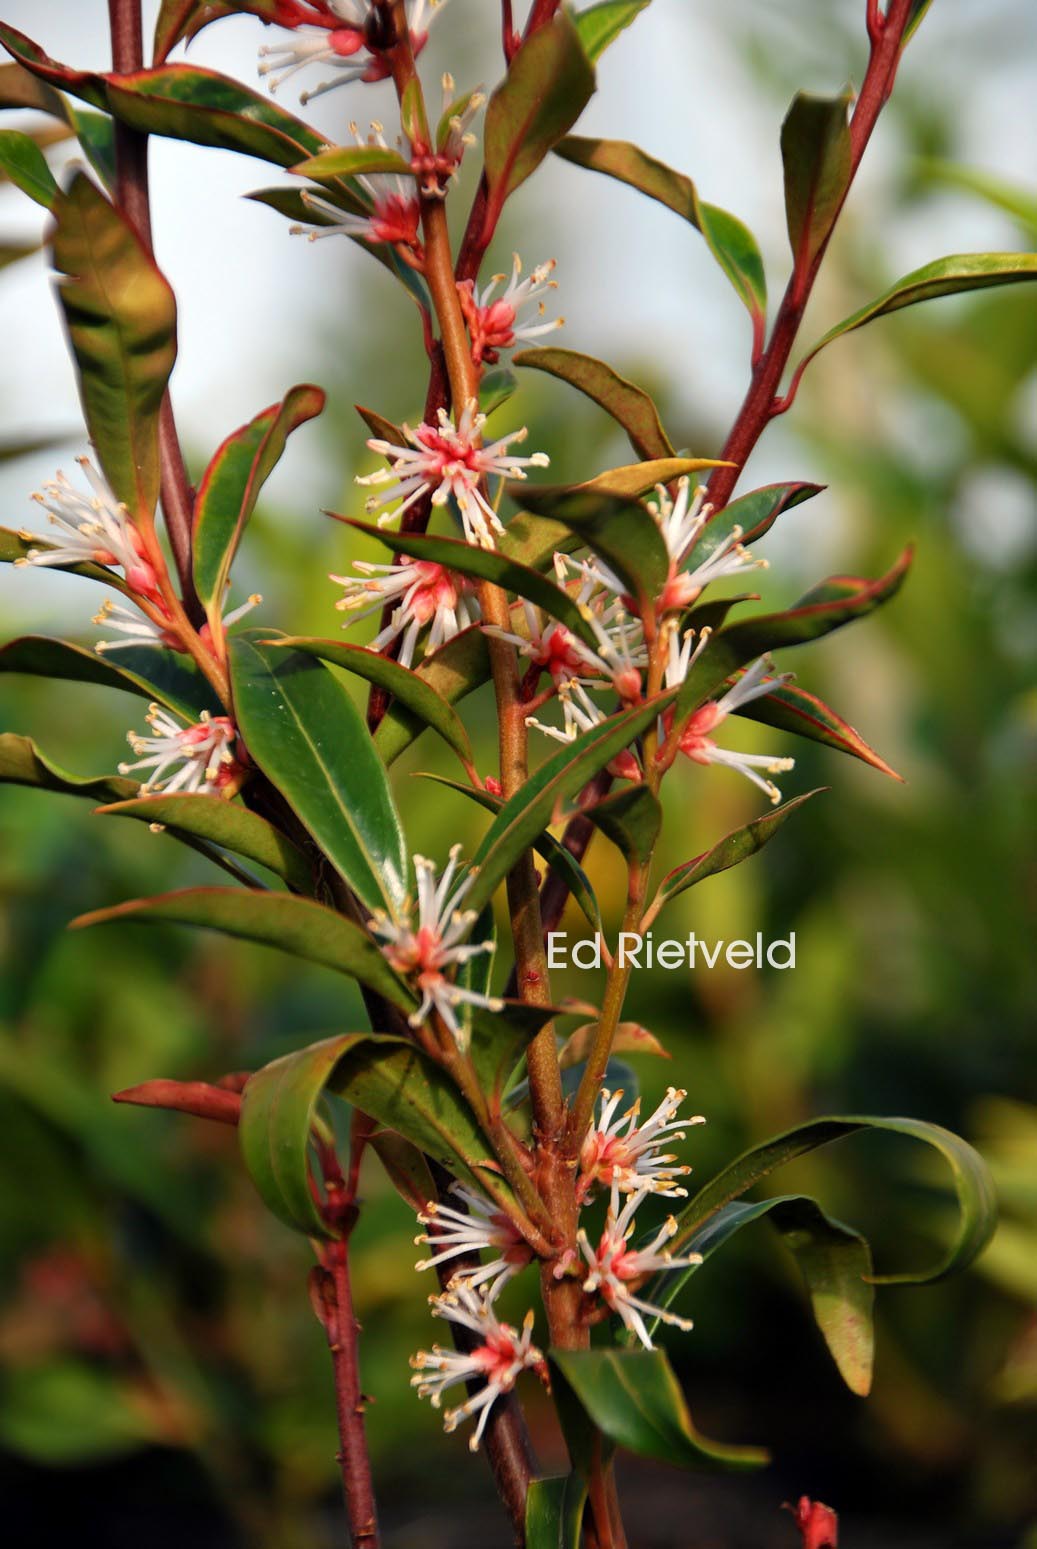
[357,401,548,549]
[332,558,478,666]
[525,677,609,746]
[482,601,597,685]
[434,74,486,178]
[577,1087,703,1204]
[415,1183,534,1294]
[410,1283,546,1451]
[578,1185,703,1350]
[17,459,157,595]
[458,253,562,366]
[673,655,795,805]
[291,122,420,249]
[258,0,444,104]
[93,594,261,656]
[369,844,501,1048]
[118,706,243,797]
[652,478,766,613]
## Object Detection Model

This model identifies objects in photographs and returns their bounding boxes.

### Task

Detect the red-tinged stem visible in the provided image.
[524,0,563,37]
[707,0,914,512]
[325,1237,380,1547]
[502,0,520,61]
[107,0,201,622]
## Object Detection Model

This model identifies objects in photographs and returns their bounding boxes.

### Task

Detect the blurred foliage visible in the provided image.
[1,0,1036,1545]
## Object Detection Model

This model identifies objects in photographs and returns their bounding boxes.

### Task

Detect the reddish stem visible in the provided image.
[107,0,200,621]
[707,0,914,511]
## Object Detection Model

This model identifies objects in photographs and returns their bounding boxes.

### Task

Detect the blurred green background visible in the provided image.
[1,2,1035,1545]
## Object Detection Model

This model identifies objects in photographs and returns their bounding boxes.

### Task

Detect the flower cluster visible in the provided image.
[332,556,478,665]
[292,124,421,255]
[457,254,562,366]
[258,0,444,104]
[119,706,245,798]
[18,459,159,596]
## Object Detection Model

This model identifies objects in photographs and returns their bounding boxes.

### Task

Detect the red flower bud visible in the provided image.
[784,1497,838,1547]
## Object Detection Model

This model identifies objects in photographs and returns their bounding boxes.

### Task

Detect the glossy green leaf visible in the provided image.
[780,90,853,272]
[737,682,901,779]
[0,732,135,805]
[515,487,670,610]
[554,137,766,322]
[675,548,912,719]
[665,1116,998,1286]
[229,636,407,915]
[193,385,325,609]
[418,773,604,936]
[466,693,675,914]
[643,1195,875,1395]
[577,456,724,503]
[72,888,414,1009]
[583,784,661,864]
[291,144,413,181]
[51,173,177,518]
[525,1474,587,1549]
[551,1348,767,1472]
[796,253,1037,374]
[483,11,595,225]
[0,128,57,206]
[647,791,820,920]
[276,638,474,771]
[1,527,128,591]
[574,0,651,60]
[514,345,674,459]
[95,793,314,891]
[0,635,218,721]
[479,366,518,418]
[691,481,824,565]
[329,516,601,650]
[374,628,488,767]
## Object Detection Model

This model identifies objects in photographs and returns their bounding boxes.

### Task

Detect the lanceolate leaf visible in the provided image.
[276,638,475,771]
[483,11,596,227]
[0,635,219,721]
[374,629,489,767]
[95,793,314,892]
[551,1348,768,1473]
[780,90,853,274]
[193,386,325,610]
[675,548,912,719]
[516,487,670,610]
[796,253,1037,374]
[72,888,414,1010]
[329,516,601,650]
[291,144,413,182]
[579,456,725,503]
[0,127,58,206]
[574,0,651,61]
[693,482,824,564]
[0,732,135,805]
[642,1195,875,1395]
[525,1474,587,1549]
[736,682,901,780]
[51,173,177,518]
[646,791,821,920]
[554,137,766,323]
[466,693,676,914]
[1,527,129,591]
[514,346,674,460]
[229,636,408,915]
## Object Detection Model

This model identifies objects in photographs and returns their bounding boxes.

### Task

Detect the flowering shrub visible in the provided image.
[2,0,1031,1543]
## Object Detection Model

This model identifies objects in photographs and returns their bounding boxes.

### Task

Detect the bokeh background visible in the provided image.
[1,2,1035,1545]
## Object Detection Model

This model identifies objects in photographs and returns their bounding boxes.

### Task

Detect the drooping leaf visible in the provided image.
[554,137,766,323]
[515,487,670,611]
[675,548,913,720]
[646,791,821,920]
[51,173,177,517]
[780,90,853,273]
[229,636,407,914]
[95,793,314,891]
[551,1348,767,1473]
[582,784,661,864]
[0,127,58,206]
[525,1474,587,1549]
[327,515,601,650]
[275,638,474,771]
[466,693,676,914]
[193,385,325,611]
[483,11,596,227]
[71,888,414,1010]
[0,635,218,721]
[643,1195,875,1394]
[796,253,1037,374]
[736,682,901,779]
[574,0,651,60]
[514,345,674,459]
[0,732,135,806]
